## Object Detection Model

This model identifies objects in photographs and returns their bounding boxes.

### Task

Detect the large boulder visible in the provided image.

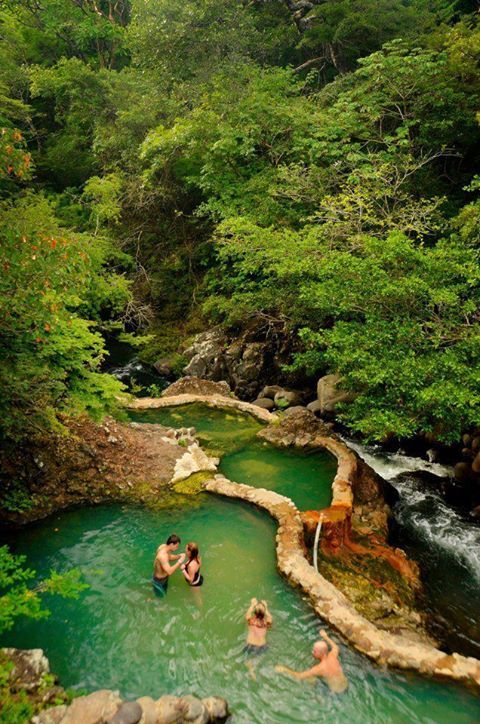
[61,689,122,723]
[135,696,157,724]
[259,385,284,400]
[162,376,232,398]
[306,399,322,415]
[224,341,268,399]
[316,374,354,414]
[252,397,275,410]
[110,701,143,724]
[274,389,302,408]
[180,695,207,722]
[472,452,480,474]
[154,695,183,723]
[153,358,176,378]
[183,328,228,379]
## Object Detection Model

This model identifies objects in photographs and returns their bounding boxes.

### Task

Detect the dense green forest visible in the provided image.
[1,0,480,448]
[0,1,480,714]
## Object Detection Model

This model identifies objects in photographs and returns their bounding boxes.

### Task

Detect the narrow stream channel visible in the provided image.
[2,406,479,722]
[346,439,480,659]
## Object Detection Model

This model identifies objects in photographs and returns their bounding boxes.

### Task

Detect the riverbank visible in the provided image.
[0,413,217,525]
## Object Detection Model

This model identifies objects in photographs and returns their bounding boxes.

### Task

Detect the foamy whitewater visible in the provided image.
[345,439,480,583]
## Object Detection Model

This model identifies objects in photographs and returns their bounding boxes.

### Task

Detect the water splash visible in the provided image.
[345,438,480,583]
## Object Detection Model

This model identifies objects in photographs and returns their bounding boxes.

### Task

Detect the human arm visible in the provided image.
[181,559,198,583]
[245,597,258,621]
[158,549,185,576]
[260,599,273,626]
[320,629,339,657]
[275,664,319,681]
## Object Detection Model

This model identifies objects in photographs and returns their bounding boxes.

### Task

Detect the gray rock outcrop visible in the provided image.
[317,373,355,414]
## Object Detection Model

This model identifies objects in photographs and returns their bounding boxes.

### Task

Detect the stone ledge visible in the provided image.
[204,475,480,691]
[2,648,230,724]
[128,393,277,424]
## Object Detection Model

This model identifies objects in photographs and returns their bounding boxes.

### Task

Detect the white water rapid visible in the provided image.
[345,439,480,584]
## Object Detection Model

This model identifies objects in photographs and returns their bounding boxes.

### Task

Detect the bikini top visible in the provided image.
[185,557,201,584]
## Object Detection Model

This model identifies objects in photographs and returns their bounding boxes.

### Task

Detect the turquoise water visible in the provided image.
[129,403,264,456]
[220,440,336,511]
[2,502,479,723]
[128,404,336,511]
[1,405,479,722]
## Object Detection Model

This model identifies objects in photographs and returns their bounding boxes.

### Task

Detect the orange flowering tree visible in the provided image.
[0,131,130,441]
[0,128,31,180]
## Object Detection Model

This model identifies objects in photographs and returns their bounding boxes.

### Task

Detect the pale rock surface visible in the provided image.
[60,689,122,723]
[172,443,218,483]
[317,373,354,413]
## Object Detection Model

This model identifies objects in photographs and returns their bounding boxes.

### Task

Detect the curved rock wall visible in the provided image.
[129,393,277,424]
[204,475,480,690]
[129,392,480,689]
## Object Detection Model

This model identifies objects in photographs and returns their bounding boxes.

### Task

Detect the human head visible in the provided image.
[313,641,328,660]
[186,542,199,560]
[253,602,266,620]
[166,534,181,551]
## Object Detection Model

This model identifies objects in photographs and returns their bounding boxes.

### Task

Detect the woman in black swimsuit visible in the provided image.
[181,542,203,587]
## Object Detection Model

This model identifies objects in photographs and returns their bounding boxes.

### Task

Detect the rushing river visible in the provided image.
[2,406,479,722]
[346,439,480,658]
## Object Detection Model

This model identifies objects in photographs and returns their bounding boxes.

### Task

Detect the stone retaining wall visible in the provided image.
[204,475,480,690]
[128,393,277,424]
[130,393,480,689]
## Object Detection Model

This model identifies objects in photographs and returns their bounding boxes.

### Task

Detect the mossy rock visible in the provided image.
[173,471,213,495]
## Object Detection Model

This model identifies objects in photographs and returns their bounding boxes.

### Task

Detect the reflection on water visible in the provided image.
[2,502,479,723]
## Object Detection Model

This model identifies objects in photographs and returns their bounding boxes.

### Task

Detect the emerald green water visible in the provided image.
[2,405,479,722]
[129,404,336,511]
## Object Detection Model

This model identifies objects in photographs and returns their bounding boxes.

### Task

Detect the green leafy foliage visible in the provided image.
[0,154,130,442]
[0,0,479,451]
[0,546,88,634]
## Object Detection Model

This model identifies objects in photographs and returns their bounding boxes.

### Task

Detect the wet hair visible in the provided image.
[186,542,199,560]
[253,602,266,620]
[166,534,181,545]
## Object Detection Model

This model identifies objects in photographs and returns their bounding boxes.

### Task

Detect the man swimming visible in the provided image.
[152,533,185,596]
[276,629,348,693]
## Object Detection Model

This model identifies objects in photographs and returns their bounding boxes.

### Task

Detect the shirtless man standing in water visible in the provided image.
[276,629,348,693]
[152,534,185,596]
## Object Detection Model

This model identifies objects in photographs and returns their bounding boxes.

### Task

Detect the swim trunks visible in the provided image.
[243,644,268,656]
[152,575,168,596]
